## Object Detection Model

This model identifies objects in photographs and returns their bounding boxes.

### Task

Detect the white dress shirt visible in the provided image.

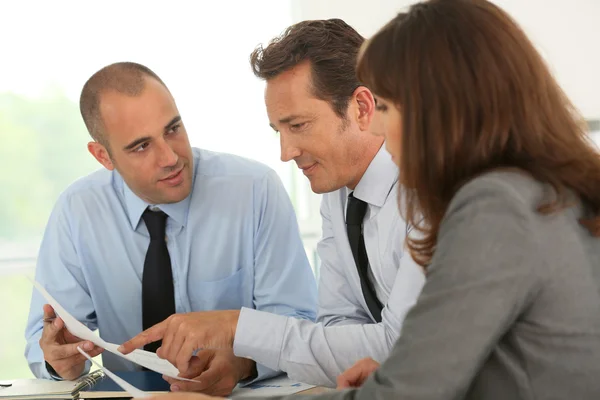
[233,145,426,387]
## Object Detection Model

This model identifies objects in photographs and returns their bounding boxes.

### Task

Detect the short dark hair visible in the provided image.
[250,19,364,119]
[79,62,167,151]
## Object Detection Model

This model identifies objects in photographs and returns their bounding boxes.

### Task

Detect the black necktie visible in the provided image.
[346,193,384,322]
[141,209,176,353]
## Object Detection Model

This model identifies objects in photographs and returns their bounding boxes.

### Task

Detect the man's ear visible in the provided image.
[352,86,375,131]
[88,141,115,171]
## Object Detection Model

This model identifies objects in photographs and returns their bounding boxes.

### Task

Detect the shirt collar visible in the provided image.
[352,144,398,208]
[124,187,192,231]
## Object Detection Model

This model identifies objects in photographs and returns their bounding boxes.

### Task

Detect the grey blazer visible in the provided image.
[275,171,600,400]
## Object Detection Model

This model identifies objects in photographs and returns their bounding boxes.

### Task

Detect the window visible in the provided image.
[0,0,323,379]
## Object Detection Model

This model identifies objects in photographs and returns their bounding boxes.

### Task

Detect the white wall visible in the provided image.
[291,0,600,120]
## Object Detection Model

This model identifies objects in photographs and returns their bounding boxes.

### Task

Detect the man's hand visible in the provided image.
[164,349,255,396]
[39,304,104,380]
[336,358,380,389]
[119,311,240,373]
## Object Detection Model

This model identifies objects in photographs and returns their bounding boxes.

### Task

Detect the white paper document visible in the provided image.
[31,279,194,382]
[230,375,316,398]
[77,347,151,399]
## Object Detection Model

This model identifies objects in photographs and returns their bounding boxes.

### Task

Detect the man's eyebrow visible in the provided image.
[164,116,182,131]
[278,115,303,124]
[122,116,182,151]
[123,136,152,151]
[270,115,308,131]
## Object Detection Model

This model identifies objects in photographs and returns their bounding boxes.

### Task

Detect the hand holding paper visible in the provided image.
[39,303,104,380]
[31,279,194,382]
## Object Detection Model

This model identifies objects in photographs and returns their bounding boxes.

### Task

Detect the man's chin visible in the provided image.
[308,178,339,195]
[160,182,192,204]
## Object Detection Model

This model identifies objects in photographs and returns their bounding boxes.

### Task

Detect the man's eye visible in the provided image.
[134,142,149,152]
[291,122,306,130]
[167,124,181,135]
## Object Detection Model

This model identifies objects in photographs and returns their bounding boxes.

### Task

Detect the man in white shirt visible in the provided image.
[120,19,425,388]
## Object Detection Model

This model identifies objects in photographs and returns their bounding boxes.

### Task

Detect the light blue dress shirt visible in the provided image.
[25,147,318,380]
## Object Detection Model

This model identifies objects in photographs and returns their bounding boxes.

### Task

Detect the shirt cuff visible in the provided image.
[233,307,289,371]
[45,361,64,380]
[238,365,283,387]
[39,360,92,381]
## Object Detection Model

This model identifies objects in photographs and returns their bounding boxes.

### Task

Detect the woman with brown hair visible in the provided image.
[337,0,600,398]
[145,0,600,399]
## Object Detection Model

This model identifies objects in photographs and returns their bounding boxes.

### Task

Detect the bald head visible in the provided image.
[80,62,168,151]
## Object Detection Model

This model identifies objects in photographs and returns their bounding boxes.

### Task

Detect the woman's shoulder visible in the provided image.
[451,169,547,214]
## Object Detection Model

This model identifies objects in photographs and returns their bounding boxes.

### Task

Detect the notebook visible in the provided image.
[0,370,105,399]
[78,371,169,399]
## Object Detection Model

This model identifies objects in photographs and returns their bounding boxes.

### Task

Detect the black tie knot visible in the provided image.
[346,193,368,226]
[142,209,167,240]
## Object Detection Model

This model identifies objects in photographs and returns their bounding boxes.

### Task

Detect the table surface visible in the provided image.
[0,375,334,398]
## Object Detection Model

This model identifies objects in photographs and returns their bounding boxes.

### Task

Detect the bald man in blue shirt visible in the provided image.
[24,62,317,397]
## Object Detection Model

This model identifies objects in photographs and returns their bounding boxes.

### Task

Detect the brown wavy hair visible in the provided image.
[249,19,364,119]
[357,0,600,267]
